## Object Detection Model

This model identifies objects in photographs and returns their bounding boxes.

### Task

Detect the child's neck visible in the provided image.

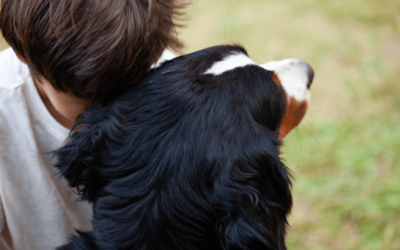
[33,79,74,130]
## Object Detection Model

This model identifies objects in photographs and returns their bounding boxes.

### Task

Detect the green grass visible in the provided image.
[1,0,399,248]
[285,115,400,249]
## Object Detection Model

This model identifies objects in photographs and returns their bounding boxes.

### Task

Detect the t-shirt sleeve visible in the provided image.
[0,195,12,250]
[0,113,12,249]
[0,195,4,233]
[0,115,5,239]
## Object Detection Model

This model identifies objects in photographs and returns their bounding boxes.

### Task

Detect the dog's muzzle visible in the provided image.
[261,59,314,102]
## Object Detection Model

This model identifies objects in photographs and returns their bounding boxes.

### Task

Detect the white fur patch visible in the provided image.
[261,59,311,102]
[151,49,177,69]
[204,53,256,75]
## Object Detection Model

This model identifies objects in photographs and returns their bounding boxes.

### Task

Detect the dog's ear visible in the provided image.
[248,69,287,133]
[52,113,107,202]
[216,145,292,250]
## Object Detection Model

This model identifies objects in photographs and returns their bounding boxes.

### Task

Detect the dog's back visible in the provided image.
[55,45,295,250]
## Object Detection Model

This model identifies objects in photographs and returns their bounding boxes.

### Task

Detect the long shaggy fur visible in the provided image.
[54,45,293,250]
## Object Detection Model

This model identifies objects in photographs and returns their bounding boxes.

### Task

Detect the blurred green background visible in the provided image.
[1,0,399,249]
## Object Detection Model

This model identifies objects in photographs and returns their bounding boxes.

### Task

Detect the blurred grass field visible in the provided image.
[1,0,399,249]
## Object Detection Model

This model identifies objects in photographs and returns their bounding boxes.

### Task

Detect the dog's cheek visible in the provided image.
[278,98,308,141]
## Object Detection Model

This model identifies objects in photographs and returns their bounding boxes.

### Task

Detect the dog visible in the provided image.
[54,45,314,250]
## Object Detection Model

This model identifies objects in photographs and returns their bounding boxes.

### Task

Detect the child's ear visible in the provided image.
[52,122,106,202]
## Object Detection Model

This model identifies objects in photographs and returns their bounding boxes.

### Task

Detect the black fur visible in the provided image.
[54,45,292,250]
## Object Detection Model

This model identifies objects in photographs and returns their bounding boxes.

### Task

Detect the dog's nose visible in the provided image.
[261,58,314,89]
[304,61,314,89]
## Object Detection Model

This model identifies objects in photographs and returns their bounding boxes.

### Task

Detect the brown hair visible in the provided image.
[0,0,187,104]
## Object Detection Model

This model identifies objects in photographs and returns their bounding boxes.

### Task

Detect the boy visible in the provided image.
[0,0,185,249]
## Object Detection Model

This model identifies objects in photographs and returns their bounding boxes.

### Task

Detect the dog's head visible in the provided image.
[261,58,314,142]
[54,45,313,250]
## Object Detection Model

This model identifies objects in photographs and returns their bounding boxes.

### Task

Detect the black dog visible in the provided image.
[54,45,314,250]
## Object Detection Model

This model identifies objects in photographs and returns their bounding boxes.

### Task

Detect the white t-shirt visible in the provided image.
[0,48,176,250]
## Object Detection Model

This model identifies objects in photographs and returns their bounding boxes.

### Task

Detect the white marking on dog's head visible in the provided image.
[204,53,256,75]
[261,59,313,103]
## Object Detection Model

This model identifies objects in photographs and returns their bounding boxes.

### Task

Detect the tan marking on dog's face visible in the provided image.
[271,73,281,87]
[270,73,308,146]
[278,97,308,141]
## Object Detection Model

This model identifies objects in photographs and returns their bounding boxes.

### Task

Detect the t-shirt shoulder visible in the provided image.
[0,48,28,100]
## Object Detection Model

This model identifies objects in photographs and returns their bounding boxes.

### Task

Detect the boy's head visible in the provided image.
[0,0,186,108]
